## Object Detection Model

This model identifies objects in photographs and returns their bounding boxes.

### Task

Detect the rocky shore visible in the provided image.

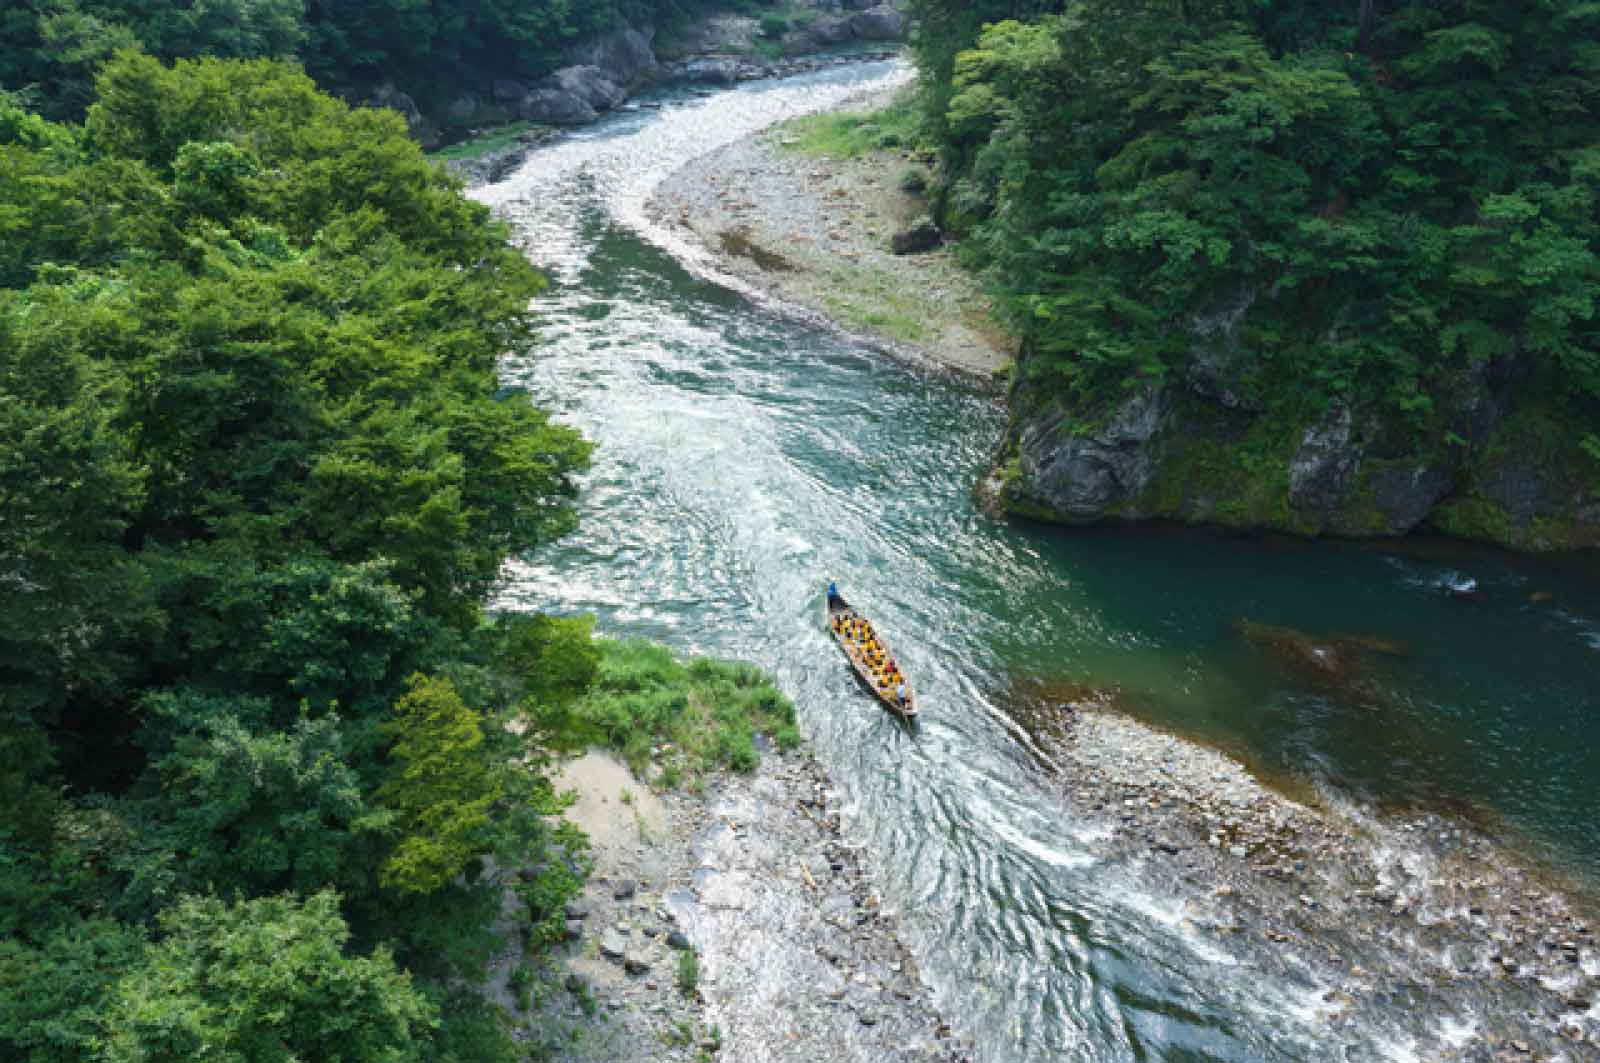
[513,747,970,1063]
[1016,692,1600,1061]
[648,88,1015,379]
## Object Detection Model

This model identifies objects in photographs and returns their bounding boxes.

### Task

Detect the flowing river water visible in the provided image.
[475,61,1600,1062]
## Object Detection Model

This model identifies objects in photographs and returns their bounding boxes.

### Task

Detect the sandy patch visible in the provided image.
[552,750,668,857]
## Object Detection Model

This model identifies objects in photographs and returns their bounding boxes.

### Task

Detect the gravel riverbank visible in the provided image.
[519,746,970,1063]
[648,88,1014,380]
[1019,695,1600,1061]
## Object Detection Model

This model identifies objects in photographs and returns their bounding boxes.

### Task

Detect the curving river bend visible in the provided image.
[476,61,1600,1062]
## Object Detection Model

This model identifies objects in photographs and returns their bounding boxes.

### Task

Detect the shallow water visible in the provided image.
[480,60,1600,1062]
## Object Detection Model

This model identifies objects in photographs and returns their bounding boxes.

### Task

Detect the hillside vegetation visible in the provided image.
[0,54,795,1061]
[1,0,740,122]
[907,0,1600,548]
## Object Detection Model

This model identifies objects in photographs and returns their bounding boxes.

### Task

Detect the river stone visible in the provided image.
[667,929,691,950]
[623,950,651,975]
[564,900,590,920]
[600,928,628,960]
[821,892,856,925]
[565,918,584,941]
[614,879,637,900]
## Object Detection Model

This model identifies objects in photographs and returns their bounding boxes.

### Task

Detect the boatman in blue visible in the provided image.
[827,580,842,608]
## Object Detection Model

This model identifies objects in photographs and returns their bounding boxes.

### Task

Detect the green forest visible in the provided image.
[1,51,797,1062]
[908,0,1600,543]
[1,0,735,122]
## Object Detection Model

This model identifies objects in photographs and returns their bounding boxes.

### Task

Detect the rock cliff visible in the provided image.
[990,342,1600,553]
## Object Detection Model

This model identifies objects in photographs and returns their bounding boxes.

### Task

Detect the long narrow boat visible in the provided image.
[825,586,917,718]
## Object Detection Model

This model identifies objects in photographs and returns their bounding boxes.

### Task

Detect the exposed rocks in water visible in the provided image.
[1006,699,1600,1060]
[1235,619,1409,687]
[437,3,911,183]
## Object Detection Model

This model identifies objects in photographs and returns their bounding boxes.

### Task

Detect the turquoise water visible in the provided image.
[480,61,1600,1061]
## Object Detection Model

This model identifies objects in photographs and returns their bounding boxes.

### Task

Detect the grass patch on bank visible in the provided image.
[775,91,923,158]
[430,121,545,162]
[532,638,800,784]
[819,262,938,343]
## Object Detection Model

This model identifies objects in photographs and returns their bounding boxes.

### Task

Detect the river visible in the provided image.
[475,61,1600,1062]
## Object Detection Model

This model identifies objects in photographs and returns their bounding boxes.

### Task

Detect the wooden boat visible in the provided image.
[825,586,917,718]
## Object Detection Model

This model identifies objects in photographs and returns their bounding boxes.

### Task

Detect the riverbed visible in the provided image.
[476,60,1600,1062]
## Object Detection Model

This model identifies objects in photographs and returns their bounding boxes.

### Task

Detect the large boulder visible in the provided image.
[368,82,438,148]
[890,217,941,255]
[543,65,626,112]
[1010,388,1168,523]
[794,15,856,48]
[849,5,905,40]
[563,26,658,88]
[516,89,597,126]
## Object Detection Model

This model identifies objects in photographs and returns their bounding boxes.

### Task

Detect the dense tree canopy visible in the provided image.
[1,0,739,122]
[908,0,1600,455]
[0,53,595,1061]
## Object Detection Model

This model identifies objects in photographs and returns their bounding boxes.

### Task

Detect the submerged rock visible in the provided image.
[1235,619,1409,688]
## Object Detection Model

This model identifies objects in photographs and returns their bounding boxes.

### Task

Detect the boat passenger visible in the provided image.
[895,681,907,706]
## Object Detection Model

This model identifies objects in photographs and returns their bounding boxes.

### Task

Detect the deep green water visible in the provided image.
[479,62,1600,1062]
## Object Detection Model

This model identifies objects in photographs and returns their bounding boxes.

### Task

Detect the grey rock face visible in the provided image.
[1481,459,1547,525]
[1367,463,1453,533]
[544,65,626,112]
[1185,286,1261,410]
[599,928,628,960]
[516,89,598,126]
[849,5,905,39]
[1015,388,1168,522]
[1288,402,1358,519]
[564,27,658,88]
[799,15,857,46]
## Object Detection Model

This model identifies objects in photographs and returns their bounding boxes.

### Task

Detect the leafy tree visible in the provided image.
[99,891,436,1063]
[0,278,160,729]
[128,700,385,906]
[911,0,1600,437]
[0,917,146,1063]
[376,675,501,896]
